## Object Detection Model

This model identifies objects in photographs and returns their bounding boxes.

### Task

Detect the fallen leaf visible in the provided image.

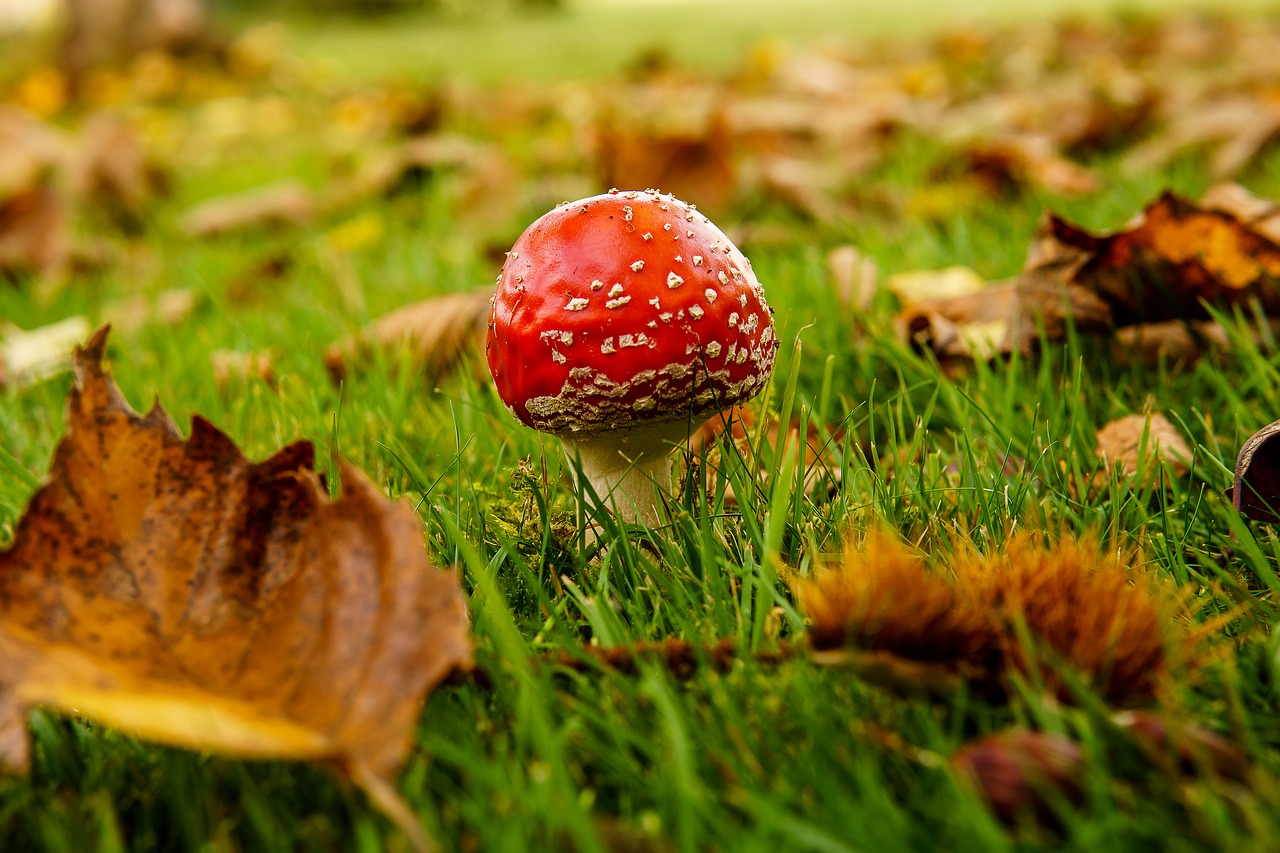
[1201,181,1280,243]
[182,181,316,237]
[210,348,275,390]
[887,265,986,303]
[0,316,92,389]
[60,0,213,84]
[100,288,202,335]
[594,84,737,216]
[325,134,495,212]
[0,183,68,277]
[825,244,880,312]
[890,271,1018,365]
[1095,412,1192,479]
[0,327,471,849]
[963,133,1101,196]
[0,106,63,199]
[68,111,168,227]
[1034,192,1280,325]
[1110,320,1230,367]
[1230,419,1280,522]
[325,288,492,384]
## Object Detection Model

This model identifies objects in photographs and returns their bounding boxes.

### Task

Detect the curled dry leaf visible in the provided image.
[825,244,879,313]
[952,730,1086,827]
[1033,192,1280,325]
[1201,181,1280,243]
[0,327,471,849]
[1229,419,1280,523]
[0,108,65,276]
[60,0,213,82]
[1110,320,1230,367]
[889,267,1018,365]
[0,316,92,390]
[326,134,496,212]
[0,106,166,276]
[100,288,202,335]
[0,184,68,277]
[182,181,316,237]
[1095,412,1192,480]
[963,133,1101,197]
[595,84,737,216]
[325,287,492,384]
[210,348,275,390]
[69,111,168,226]
[905,185,1280,369]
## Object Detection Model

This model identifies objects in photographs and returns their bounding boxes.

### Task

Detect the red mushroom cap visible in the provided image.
[487,189,777,437]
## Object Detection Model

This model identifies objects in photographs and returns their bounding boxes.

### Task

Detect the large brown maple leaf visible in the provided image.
[0,326,471,848]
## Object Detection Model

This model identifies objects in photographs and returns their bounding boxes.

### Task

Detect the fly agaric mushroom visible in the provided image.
[486,189,777,527]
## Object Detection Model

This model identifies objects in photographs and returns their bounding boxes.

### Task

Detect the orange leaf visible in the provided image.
[0,327,471,849]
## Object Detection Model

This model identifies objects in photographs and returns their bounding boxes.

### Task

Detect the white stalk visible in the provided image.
[565,421,689,528]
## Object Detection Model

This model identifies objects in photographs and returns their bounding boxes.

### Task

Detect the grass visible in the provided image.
[278,0,1280,84]
[4,3,1280,852]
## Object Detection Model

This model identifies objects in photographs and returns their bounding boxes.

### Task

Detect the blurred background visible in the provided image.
[6,0,1280,389]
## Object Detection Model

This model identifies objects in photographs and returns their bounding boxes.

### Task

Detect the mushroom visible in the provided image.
[486,189,777,527]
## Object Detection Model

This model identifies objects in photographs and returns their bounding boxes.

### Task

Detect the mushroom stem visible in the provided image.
[567,424,684,527]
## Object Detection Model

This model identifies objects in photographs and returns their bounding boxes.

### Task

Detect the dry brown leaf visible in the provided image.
[891,270,1018,364]
[182,181,316,237]
[1035,192,1280,325]
[100,288,202,335]
[1202,181,1280,243]
[0,327,471,849]
[594,84,737,216]
[1009,238,1113,349]
[1123,97,1280,179]
[68,111,168,226]
[1110,320,1229,367]
[325,288,492,384]
[60,0,213,83]
[210,349,275,390]
[0,106,63,199]
[0,317,92,389]
[888,265,986,303]
[1095,412,1192,479]
[755,155,840,220]
[325,134,494,212]
[0,183,69,277]
[964,133,1101,196]
[825,244,879,312]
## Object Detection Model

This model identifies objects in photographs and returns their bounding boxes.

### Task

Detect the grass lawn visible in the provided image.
[284,0,1280,83]
[3,2,1280,851]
